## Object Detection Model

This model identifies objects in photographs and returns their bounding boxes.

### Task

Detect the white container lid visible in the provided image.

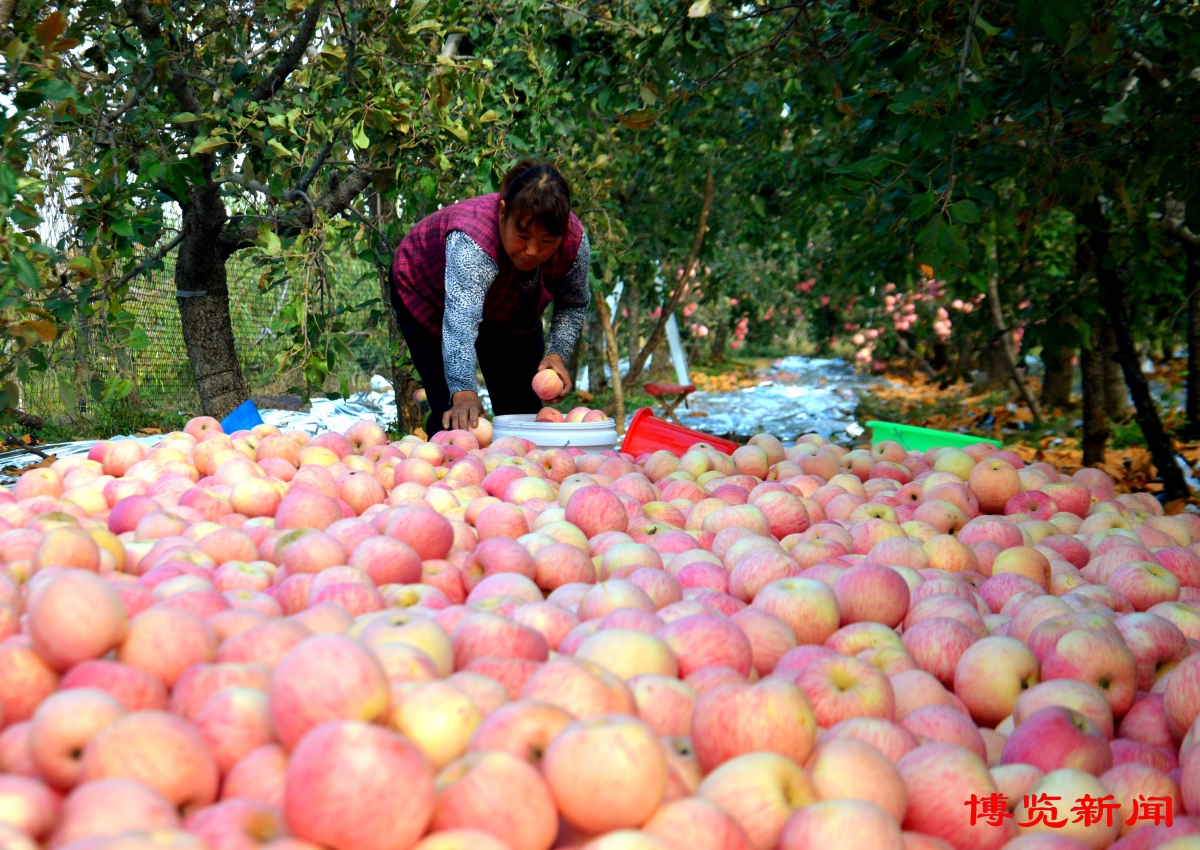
[492,413,620,451]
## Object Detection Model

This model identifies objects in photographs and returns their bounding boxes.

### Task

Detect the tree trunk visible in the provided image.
[622,171,714,393]
[587,301,608,395]
[1083,202,1190,500]
[710,319,728,362]
[978,339,1010,392]
[177,184,250,420]
[626,278,640,358]
[1099,318,1129,421]
[985,226,1044,421]
[1185,240,1200,440]
[1080,339,1110,466]
[595,296,625,436]
[1040,342,1075,410]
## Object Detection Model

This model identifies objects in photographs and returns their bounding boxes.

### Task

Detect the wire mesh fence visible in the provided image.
[21,251,385,419]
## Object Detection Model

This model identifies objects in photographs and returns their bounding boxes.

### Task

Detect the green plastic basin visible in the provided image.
[865,420,1002,452]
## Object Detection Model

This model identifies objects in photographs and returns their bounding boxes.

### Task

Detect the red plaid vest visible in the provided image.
[391,193,584,335]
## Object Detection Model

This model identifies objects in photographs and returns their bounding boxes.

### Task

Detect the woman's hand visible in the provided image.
[443,390,485,431]
[537,354,572,403]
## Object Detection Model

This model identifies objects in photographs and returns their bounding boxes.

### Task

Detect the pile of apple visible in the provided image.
[535,408,609,424]
[3,419,1200,850]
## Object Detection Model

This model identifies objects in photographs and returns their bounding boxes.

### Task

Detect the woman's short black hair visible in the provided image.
[499,160,572,236]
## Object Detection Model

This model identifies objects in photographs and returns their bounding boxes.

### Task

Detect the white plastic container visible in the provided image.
[492,414,620,452]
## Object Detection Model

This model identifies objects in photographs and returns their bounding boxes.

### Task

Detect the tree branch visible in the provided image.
[249,0,328,103]
[121,0,203,115]
[622,170,714,392]
[219,167,374,255]
[108,231,186,294]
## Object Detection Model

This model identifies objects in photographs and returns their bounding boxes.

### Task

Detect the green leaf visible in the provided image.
[128,327,150,350]
[949,200,980,224]
[974,17,1000,37]
[267,139,297,158]
[10,254,40,288]
[29,79,77,102]
[352,122,370,150]
[169,112,201,124]
[688,0,713,17]
[443,122,469,143]
[479,110,500,123]
[57,380,78,411]
[828,153,891,179]
[255,223,282,257]
[908,192,939,220]
[191,136,230,155]
[1102,100,1127,125]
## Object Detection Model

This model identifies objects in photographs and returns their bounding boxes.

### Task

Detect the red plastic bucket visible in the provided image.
[620,407,739,457]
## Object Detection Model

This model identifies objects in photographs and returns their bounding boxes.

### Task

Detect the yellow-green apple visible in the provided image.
[28,569,128,671]
[542,714,667,834]
[519,657,635,718]
[51,778,179,846]
[80,709,219,811]
[989,546,1050,591]
[1041,628,1138,720]
[690,679,816,772]
[933,449,976,480]
[221,744,288,807]
[778,799,903,850]
[389,682,481,769]
[953,636,1039,727]
[413,830,509,850]
[575,629,678,680]
[1148,600,1200,642]
[654,613,753,678]
[696,752,817,850]
[284,720,435,850]
[897,743,1014,850]
[1013,769,1119,848]
[28,688,127,790]
[431,750,558,850]
[807,737,907,820]
[922,535,977,573]
[750,578,841,645]
[268,635,390,749]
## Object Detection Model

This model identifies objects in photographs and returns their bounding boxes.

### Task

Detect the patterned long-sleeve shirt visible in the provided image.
[442,229,591,395]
